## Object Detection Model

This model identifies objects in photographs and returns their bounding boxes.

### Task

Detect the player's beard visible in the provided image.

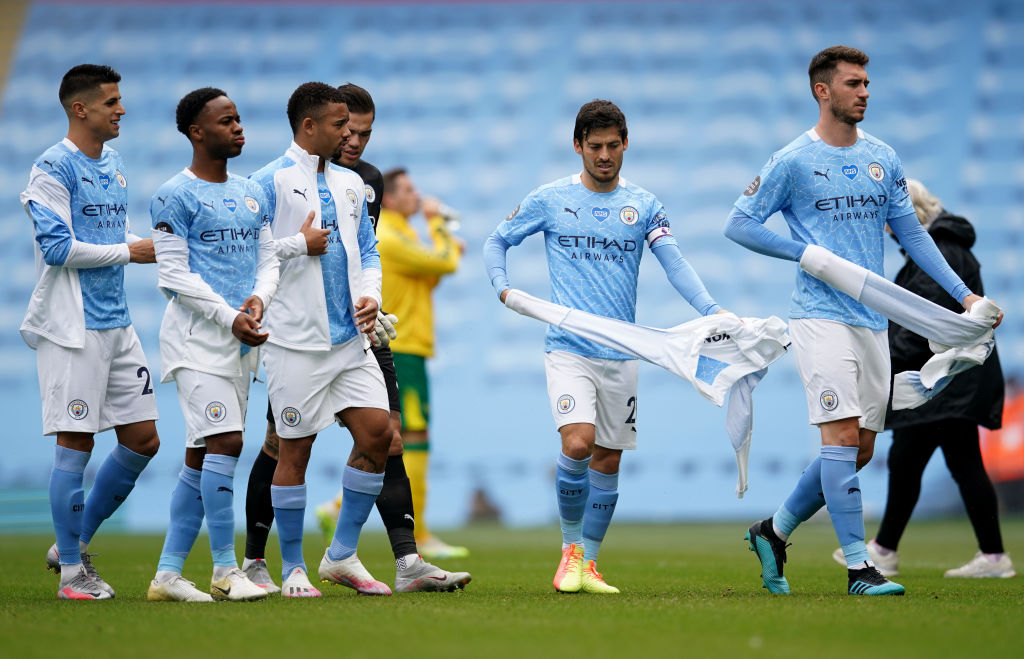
[588,160,619,184]
[830,102,864,126]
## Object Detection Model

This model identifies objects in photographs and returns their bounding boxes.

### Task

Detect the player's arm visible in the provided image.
[887,213,971,304]
[247,214,281,323]
[377,214,460,277]
[483,231,513,302]
[354,198,382,333]
[724,208,807,262]
[651,241,722,315]
[483,197,545,303]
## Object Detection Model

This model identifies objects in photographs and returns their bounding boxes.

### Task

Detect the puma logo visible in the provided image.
[293,188,308,201]
[814,169,830,181]
[563,207,580,219]
[217,486,233,493]
[202,201,214,210]
[43,159,54,169]
[848,487,861,495]
[81,176,94,186]
[157,196,166,206]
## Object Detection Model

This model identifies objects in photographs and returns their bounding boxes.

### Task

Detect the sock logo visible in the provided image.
[217,486,234,494]
[560,488,584,496]
[255,522,270,530]
[205,401,226,423]
[557,394,575,414]
[67,399,89,420]
[847,487,861,495]
[592,502,615,510]
[819,390,839,411]
[72,503,84,512]
[403,514,415,523]
[281,407,301,427]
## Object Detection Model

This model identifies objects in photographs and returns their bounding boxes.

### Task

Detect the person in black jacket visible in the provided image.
[832,178,1015,578]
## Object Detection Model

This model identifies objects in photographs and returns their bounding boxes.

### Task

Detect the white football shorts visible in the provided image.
[262,336,388,439]
[544,350,639,451]
[172,351,257,448]
[789,318,890,432]
[37,327,159,436]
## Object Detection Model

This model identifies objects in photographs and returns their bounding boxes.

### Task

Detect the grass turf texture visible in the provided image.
[2,520,1021,658]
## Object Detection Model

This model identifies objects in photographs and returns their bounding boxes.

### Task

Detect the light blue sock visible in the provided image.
[157,466,204,574]
[80,444,151,545]
[775,456,826,538]
[556,452,591,547]
[272,484,307,580]
[49,445,90,565]
[820,445,869,567]
[201,454,238,568]
[328,467,384,561]
[582,469,618,563]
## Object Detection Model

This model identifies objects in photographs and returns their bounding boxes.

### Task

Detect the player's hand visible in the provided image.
[421,196,442,218]
[499,289,510,303]
[128,238,156,264]
[232,312,269,347]
[963,293,1004,328]
[239,295,265,324]
[370,311,399,348]
[354,296,379,334]
[300,211,329,256]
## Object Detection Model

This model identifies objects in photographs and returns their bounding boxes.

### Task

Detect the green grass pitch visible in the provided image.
[1,520,1021,658]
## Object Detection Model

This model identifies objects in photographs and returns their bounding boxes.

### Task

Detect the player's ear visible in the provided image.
[188,124,202,142]
[69,100,87,119]
[622,136,628,151]
[573,139,583,155]
[813,81,830,104]
[301,115,316,136]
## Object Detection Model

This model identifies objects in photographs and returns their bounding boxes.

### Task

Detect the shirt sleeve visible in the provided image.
[651,240,721,315]
[377,215,460,277]
[732,154,791,223]
[644,202,677,249]
[886,157,916,221]
[888,213,971,304]
[724,207,807,262]
[492,191,548,247]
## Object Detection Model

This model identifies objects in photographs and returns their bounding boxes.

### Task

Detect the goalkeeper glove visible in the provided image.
[370,311,398,348]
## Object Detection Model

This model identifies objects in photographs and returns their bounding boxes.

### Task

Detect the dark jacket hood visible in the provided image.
[928,211,976,249]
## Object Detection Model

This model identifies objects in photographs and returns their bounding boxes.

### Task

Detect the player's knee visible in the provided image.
[136,431,160,458]
[561,435,592,460]
[388,430,404,456]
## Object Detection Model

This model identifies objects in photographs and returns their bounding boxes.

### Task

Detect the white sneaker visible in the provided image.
[831,539,899,577]
[317,549,392,595]
[210,567,269,601]
[57,565,111,600]
[281,567,322,598]
[47,543,116,597]
[147,575,214,602]
[394,555,472,593]
[944,552,1016,578]
[242,558,281,594]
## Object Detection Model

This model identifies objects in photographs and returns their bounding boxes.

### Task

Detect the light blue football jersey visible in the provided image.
[150,170,268,310]
[733,129,915,330]
[30,142,132,329]
[496,174,677,359]
[316,170,358,345]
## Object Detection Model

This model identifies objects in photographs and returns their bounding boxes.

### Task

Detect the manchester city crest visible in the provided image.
[67,399,89,420]
[619,206,639,226]
[281,407,301,427]
[205,401,226,423]
[819,390,839,411]
[244,196,260,213]
[557,394,575,414]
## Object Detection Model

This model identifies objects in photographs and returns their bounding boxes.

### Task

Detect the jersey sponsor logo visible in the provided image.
[82,203,126,217]
[814,194,887,222]
[223,198,237,212]
[115,170,127,188]
[867,162,885,181]
[244,196,260,213]
[205,401,226,423]
[364,185,375,202]
[819,390,839,411]
[653,210,669,228]
[557,394,575,413]
[98,173,111,190]
[67,399,89,420]
[563,207,580,219]
[842,165,858,180]
[154,221,173,234]
[704,332,731,343]
[319,187,333,203]
[200,226,260,242]
[557,235,637,251]
[619,206,639,225]
[281,407,301,427]
[813,169,830,181]
[743,175,760,196]
[894,176,908,195]
[346,189,358,205]
[591,207,610,222]
[504,204,520,222]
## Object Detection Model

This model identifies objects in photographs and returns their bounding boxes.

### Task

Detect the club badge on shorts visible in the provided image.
[281,407,301,427]
[557,394,575,414]
[205,401,226,423]
[67,399,89,420]
[820,390,839,411]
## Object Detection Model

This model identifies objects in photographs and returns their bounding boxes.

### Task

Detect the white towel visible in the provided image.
[503,289,790,497]
[799,245,1001,410]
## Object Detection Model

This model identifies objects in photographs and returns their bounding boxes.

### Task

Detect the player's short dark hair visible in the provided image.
[58,64,120,109]
[337,83,375,116]
[286,82,346,134]
[382,167,408,196]
[573,99,627,144]
[808,46,869,101]
[175,87,228,137]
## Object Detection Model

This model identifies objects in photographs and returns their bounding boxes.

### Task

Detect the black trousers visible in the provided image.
[876,418,1004,554]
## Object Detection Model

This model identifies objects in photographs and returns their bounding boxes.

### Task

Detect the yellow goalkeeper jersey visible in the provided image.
[377,208,461,358]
